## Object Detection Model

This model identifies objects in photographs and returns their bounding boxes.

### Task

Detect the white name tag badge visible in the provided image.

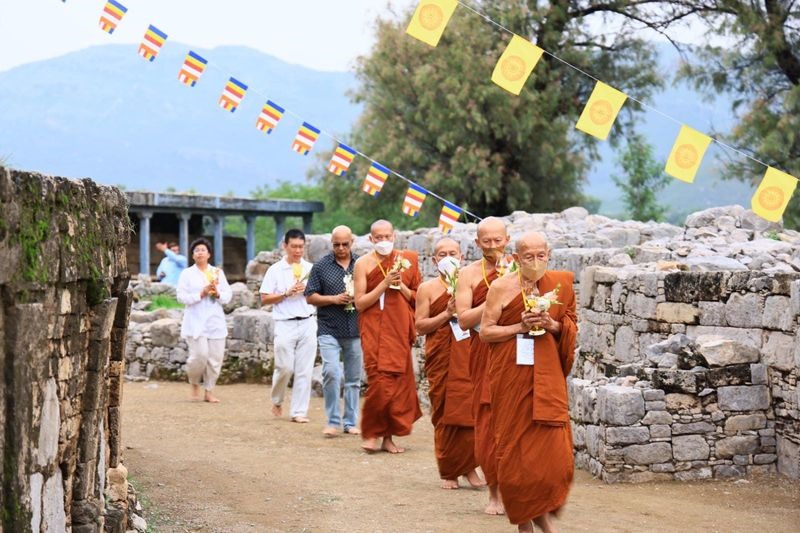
[379,293,385,311]
[516,334,535,366]
[450,319,471,341]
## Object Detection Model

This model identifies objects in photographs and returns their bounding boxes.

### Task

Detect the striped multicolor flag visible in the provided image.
[218,78,248,113]
[139,24,167,62]
[327,144,357,176]
[255,100,285,134]
[361,162,390,197]
[402,183,428,217]
[438,201,462,233]
[138,25,168,62]
[291,122,321,155]
[99,0,127,34]
[178,51,208,87]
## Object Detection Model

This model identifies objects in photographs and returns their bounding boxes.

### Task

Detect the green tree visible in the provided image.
[314,0,664,227]
[667,0,800,227]
[611,134,669,221]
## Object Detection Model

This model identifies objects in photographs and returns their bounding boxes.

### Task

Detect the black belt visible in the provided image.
[287,315,312,321]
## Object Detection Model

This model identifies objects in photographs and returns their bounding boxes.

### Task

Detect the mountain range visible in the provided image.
[0,43,753,221]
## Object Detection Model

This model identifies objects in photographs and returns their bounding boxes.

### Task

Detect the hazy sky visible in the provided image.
[0,0,417,73]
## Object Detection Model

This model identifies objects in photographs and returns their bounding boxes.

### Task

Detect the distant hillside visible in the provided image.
[0,43,751,218]
[0,44,360,196]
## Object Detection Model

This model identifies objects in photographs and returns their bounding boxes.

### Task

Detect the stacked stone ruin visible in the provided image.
[0,167,137,532]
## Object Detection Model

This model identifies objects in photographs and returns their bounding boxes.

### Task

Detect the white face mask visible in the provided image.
[373,240,394,256]
[436,256,459,277]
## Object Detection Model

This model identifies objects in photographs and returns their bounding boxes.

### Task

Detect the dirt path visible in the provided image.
[122,382,800,532]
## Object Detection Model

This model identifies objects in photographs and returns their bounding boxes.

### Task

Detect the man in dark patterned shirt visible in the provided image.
[305,225,363,438]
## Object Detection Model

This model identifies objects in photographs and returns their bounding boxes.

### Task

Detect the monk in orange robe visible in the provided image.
[455,217,512,515]
[480,231,576,533]
[354,220,422,454]
[415,238,483,489]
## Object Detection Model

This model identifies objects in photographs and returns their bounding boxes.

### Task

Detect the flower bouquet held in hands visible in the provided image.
[343,273,355,311]
[388,254,412,290]
[523,283,561,336]
[496,255,518,277]
[291,263,309,283]
[203,266,220,301]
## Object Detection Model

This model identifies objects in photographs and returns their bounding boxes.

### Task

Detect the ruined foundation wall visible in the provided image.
[0,166,133,532]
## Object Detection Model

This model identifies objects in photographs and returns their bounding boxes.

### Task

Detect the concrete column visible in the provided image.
[178,212,191,257]
[213,215,224,267]
[138,211,153,275]
[274,215,286,249]
[245,215,256,261]
[302,213,313,235]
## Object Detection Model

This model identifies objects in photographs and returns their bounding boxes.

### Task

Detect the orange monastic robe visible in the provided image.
[469,268,498,485]
[359,251,423,439]
[425,290,477,479]
[489,271,577,525]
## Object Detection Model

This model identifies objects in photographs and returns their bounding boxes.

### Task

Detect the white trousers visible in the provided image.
[185,337,226,390]
[271,318,318,417]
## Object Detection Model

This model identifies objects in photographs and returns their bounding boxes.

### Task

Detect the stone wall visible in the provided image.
[0,167,135,531]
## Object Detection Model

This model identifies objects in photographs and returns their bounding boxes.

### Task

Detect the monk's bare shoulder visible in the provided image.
[417,277,438,298]
[459,259,483,286]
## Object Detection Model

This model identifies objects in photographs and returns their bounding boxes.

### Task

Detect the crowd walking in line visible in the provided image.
[176,218,577,532]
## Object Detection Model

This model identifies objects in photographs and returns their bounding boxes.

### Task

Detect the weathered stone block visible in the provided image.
[716,436,760,458]
[777,435,799,479]
[645,401,666,411]
[724,414,767,434]
[656,303,699,324]
[707,365,752,388]
[674,467,713,481]
[606,426,651,445]
[725,292,763,328]
[750,364,768,385]
[698,301,726,326]
[686,326,762,349]
[672,422,715,435]
[763,296,795,331]
[664,272,728,303]
[613,326,637,363]
[652,370,703,394]
[149,318,180,347]
[697,338,760,367]
[664,393,700,412]
[623,442,672,465]
[761,331,795,372]
[714,465,746,478]
[673,435,710,461]
[650,424,671,438]
[586,425,603,457]
[643,389,665,401]
[754,453,777,465]
[597,385,645,425]
[642,411,673,425]
[717,385,770,411]
[625,293,657,319]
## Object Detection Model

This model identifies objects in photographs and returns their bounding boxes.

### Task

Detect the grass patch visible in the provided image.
[145,295,184,311]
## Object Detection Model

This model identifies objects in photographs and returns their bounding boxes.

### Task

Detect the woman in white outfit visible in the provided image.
[176,237,232,403]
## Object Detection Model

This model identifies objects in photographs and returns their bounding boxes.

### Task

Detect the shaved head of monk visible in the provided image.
[433,237,461,259]
[475,217,510,261]
[514,232,551,282]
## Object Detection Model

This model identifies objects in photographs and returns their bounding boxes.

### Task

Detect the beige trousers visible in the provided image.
[185,337,226,390]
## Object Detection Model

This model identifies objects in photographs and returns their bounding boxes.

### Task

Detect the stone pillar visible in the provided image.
[274,215,286,249]
[178,212,191,257]
[213,216,224,267]
[138,211,153,275]
[245,215,256,261]
[302,213,313,235]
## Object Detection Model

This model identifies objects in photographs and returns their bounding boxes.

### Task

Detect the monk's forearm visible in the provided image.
[416,310,452,335]
[480,323,523,343]
[355,284,386,311]
[457,304,484,330]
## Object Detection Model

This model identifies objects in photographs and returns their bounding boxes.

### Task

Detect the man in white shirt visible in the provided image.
[260,229,317,423]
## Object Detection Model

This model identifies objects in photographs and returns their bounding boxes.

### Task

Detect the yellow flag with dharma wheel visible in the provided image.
[406,0,458,47]
[751,167,797,222]
[575,81,627,141]
[491,35,544,95]
[664,125,713,183]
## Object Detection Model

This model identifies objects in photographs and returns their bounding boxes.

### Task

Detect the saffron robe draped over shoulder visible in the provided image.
[469,269,498,485]
[425,290,476,479]
[489,271,577,525]
[359,251,422,438]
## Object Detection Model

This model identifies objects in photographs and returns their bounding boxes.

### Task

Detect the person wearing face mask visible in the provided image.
[414,238,483,490]
[454,216,512,516]
[353,219,422,454]
[479,232,577,533]
[176,238,233,403]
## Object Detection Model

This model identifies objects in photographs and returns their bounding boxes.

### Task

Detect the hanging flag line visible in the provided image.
[199,62,484,223]
[454,0,783,177]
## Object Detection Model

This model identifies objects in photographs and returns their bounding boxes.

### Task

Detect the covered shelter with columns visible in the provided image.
[126,191,324,278]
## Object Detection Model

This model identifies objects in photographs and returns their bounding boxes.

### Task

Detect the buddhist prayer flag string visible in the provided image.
[402,183,428,217]
[292,122,321,156]
[438,201,462,234]
[362,162,390,197]
[327,143,357,177]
